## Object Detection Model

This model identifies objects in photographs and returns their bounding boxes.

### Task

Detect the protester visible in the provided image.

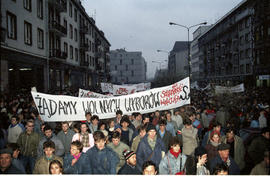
[131,125,146,152]
[181,118,198,156]
[222,127,245,170]
[194,146,210,175]
[17,119,40,173]
[210,143,240,175]
[72,122,94,153]
[86,131,119,174]
[119,115,134,146]
[159,136,187,175]
[248,127,270,165]
[212,163,229,175]
[136,123,165,171]
[49,160,63,175]
[56,122,75,155]
[205,130,221,161]
[107,131,130,172]
[33,140,63,174]
[142,160,158,175]
[0,148,22,174]
[250,151,270,175]
[37,125,64,158]
[132,112,142,129]
[157,119,172,153]
[63,141,90,174]
[6,143,25,173]
[7,116,23,143]
[118,150,141,175]
[88,115,99,134]
[202,121,224,147]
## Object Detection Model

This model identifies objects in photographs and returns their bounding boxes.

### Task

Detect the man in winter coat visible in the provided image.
[157,119,172,153]
[86,131,119,174]
[131,125,146,152]
[37,125,64,158]
[8,116,23,143]
[63,141,90,174]
[0,148,22,174]
[181,118,198,156]
[118,150,141,175]
[221,127,245,170]
[17,119,40,173]
[248,127,270,165]
[107,131,130,172]
[210,143,240,175]
[57,122,75,155]
[33,140,63,174]
[136,124,165,172]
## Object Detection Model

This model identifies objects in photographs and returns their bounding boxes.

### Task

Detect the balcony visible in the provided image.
[49,21,67,37]
[80,43,89,51]
[49,49,67,60]
[48,0,67,12]
[80,60,89,67]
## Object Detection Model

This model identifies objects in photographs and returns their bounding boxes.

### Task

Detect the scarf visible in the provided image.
[169,148,181,158]
[81,132,90,148]
[73,153,81,160]
[147,136,157,151]
[210,140,220,147]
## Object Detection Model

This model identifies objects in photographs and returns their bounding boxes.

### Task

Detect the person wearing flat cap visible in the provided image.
[209,143,240,175]
[118,150,141,175]
[136,123,165,172]
[0,148,22,174]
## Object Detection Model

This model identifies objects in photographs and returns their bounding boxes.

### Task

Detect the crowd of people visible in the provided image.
[0,86,269,175]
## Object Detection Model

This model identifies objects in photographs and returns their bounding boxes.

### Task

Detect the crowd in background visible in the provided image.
[0,87,269,175]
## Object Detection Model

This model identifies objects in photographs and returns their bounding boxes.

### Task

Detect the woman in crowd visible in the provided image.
[72,123,94,153]
[205,130,221,161]
[49,160,63,175]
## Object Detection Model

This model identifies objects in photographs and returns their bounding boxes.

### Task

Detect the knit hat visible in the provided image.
[217,143,230,151]
[195,146,207,157]
[123,149,135,160]
[146,124,157,133]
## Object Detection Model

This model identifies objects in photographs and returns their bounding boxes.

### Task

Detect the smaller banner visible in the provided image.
[215,83,244,94]
[101,83,113,93]
[79,89,112,98]
[112,84,137,95]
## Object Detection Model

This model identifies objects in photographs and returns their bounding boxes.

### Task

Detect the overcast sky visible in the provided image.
[82,0,243,79]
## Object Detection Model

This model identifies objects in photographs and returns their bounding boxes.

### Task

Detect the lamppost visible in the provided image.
[169,21,207,79]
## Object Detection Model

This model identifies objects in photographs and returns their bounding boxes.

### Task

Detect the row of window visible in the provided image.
[11,0,44,19]
[7,11,44,48]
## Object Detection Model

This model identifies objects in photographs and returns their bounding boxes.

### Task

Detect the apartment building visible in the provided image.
[109,49,147,84]
[197,0,270,87]
[0,0,110,93]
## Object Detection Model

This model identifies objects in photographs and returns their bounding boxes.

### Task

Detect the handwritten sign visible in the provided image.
[31,77,190,122]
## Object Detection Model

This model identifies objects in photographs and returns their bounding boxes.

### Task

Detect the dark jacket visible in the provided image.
[118,163,141,175]
[136,134,165,171]
[0,164,22,174]
[63,152,91,174]
[86,145,119,174]
[248,135,270,165]
[157,130,172,153]
[210,155,240,175]
[17,131,40,157]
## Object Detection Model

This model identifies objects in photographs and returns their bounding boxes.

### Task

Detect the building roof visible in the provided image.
[171,41,190,52]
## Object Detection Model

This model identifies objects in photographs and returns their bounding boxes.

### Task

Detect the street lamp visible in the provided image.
[169,21,207,79]
[152,60,168,70]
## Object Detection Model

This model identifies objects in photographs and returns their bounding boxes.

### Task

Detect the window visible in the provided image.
[246,64,250,73]
[6,11,17,40]
[75,48,78,61]
[132,70,134,76]
[64,42,68,54]
[89,56,92,66]
[120,71,122,76]
[131,59,134,64]
[74,9,77,22]
[240,65,244,74]
[69,3,72,17]
[24,0,31,11]
[120,59,122,65]
[24,21,32,45]
[64,19,67,30]
[115,65,117,70]
[37,0,43,19]
[37,28,44,49]
[70,24,73,39]
[74,28,77,41]
[126,65,128,71]
[89,41,91,51]
[70,45,73,59]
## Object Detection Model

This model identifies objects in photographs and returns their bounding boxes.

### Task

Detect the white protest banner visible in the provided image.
[31,77,190,122]
[113,84,137,95]
[215,83,244,94]
[78,89,112,98]
[101,83,113,93]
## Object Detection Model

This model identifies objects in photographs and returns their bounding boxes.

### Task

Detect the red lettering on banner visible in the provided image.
[160,83,183,98]
[160,95,180,105]
[116,88,128,95]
